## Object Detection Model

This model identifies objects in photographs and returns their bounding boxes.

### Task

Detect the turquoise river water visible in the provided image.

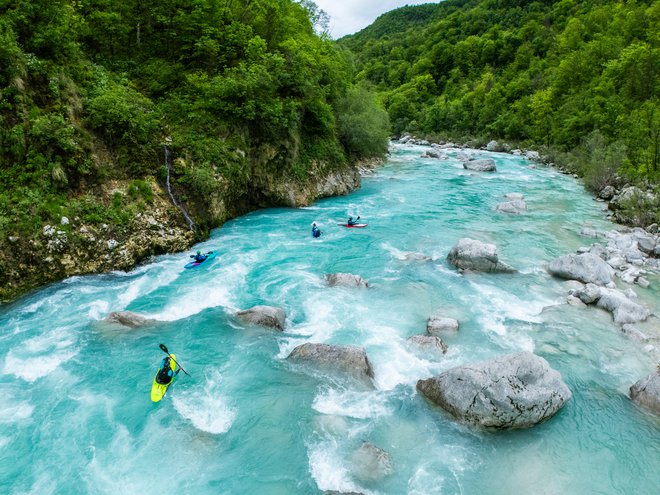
[1,143,659,495]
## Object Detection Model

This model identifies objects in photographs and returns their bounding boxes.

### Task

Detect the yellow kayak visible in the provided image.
[150,354,177,402]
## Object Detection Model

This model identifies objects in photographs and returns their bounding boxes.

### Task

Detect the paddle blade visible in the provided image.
[159,343,169,354]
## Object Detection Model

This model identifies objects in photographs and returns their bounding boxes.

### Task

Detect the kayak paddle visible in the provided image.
[159,343,190,376]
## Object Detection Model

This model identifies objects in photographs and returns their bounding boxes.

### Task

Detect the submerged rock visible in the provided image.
[408,334,448,354]
[547,252,614,286]
[416,351,572,429]
[447,238,516,273]
[236,305,286,330]
[350,442,394,482]
[495,199,527,214]
[287,343,375,385]
[463,158,496,172]
[103,311,156,328]
[325,273,369,288]
[426,316,459,335]
[630,371,660,415]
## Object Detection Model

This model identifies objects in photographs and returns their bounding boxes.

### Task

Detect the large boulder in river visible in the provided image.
[547,252,614,286]
[287,343,374,385]
[629,371,660,415]
[447,238,516,273]
[463,158,496,172]
[416,352,572,429]
[103,311,155,328]
[236,305,286,330]
[326,273,369,288]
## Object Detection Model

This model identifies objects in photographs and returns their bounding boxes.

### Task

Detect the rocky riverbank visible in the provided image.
[0,161,366,303]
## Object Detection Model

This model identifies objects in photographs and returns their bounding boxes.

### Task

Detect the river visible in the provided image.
[1,143,658,494]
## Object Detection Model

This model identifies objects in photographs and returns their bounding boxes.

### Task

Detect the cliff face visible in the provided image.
[0,158,364,302]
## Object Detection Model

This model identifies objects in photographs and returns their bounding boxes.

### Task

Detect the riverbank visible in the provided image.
[0,159,369,303]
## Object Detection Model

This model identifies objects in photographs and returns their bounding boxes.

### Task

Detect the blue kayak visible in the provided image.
[184,251,216,269]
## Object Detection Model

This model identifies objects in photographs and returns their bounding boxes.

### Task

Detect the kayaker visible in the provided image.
[347,216,360,226]
[156,356,179,385]
[190,250,207,263]
[311,223,321,238]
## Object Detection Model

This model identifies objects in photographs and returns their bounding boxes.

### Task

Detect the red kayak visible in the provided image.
[337,223,368,228]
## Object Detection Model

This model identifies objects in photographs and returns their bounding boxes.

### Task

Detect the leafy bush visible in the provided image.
[336,86,390,159]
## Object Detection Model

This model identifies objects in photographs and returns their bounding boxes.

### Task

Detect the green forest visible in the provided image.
[341,0,659,198]
[0,0,389,238]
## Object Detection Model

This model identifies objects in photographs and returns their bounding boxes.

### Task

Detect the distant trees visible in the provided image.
[341,0,660,185]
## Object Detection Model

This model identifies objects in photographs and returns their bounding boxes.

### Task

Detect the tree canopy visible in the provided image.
[341,0,660,187]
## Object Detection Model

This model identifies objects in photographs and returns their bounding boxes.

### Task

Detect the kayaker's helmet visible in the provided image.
[197,250,201,255]
[312,223,316,227]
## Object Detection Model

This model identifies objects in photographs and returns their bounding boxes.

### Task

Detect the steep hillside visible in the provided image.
[341,0,659,197]
[0,0,390,300]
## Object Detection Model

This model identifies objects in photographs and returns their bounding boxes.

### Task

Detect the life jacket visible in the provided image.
[156,358,173,384]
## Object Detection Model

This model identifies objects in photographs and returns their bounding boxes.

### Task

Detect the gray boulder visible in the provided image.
[596,288,650,325]
[447,238,516,273]
[630,371,660,415]
[408,334,448,354]
[504,192,524,200]
[426,316,459,335]
[495,199,527,214]
[573,283,601,304]
[463,159,496,172]
[572,284,650,325]
[103,311,155,328]
[350,442,394,482]
[547,253,614,285]
[287,343,374,384]
[326,273,369,288]
[636,235,656,255]
[236,305,286,330]
[599,185,616,200]
[416,352,572,429]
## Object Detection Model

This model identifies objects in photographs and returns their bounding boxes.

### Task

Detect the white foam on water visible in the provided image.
[277,295,343,358]
[3,349,77,382]
[3,327,78,382]
[408,466,447,495]
[173,370,236,435]
[312,388,392,419]
[360,325,446,390]
[408,445,475,495]
[147,259,248,320]
[0,399,34,423]
[12,473,57,495]
[308,440,374,495]
[86,299,110,320]
[0,436,9,449]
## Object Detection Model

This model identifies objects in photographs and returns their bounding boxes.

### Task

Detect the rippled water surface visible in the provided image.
[1,144,659,495]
